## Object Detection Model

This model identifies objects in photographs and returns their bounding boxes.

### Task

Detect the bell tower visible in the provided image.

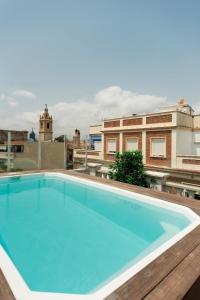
[39,104,53,142]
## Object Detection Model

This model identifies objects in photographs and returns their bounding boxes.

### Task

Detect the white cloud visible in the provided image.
[16,112,39,124]
[8,99,18,107]
[0,88,36,109]
[95,86,166,118]
[0,93,18,107]
[49,86,166,137]
[0,86,167,137]
[12,89,36,99]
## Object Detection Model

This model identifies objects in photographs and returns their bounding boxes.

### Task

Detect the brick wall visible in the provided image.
[123,118,143,126]
[146,114,172,124]
[183,159,200,165]
[122,132,142,151]
[104,120,120,128]
[104,133,120,161]
[146,130,172,167]
[0,130,28,143]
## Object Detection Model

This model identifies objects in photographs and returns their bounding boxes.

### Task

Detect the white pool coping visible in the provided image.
[0,172,200,300]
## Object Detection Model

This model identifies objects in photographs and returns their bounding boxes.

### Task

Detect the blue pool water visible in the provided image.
[0,174,191,294]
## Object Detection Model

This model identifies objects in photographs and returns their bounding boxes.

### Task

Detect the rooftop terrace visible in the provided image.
[0,170,200,300]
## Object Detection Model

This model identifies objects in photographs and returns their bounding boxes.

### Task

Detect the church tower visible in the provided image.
[39,104,53,142]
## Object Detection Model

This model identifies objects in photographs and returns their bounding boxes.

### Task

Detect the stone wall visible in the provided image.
[14,142,65,170]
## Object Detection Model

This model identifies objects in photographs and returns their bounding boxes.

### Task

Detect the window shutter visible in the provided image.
[107,139,116,153]
[94,141,101,151]
[151,138,166,157]
[126,138,138,151]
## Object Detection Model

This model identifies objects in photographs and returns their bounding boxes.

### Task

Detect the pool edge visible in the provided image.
[0,170,200,300]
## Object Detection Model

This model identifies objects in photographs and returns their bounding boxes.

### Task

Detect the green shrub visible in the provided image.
[0,164,7,172]
[109,151,147,187]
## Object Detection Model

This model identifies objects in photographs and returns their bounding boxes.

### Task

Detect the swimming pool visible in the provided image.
[0,172,199,300]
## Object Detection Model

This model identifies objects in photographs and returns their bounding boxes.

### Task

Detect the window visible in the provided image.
[193,132,200,143]
[47,123,50,129]
[126,138,138,151]
[0,146,7,152]
[151,138,166,157]
[107,138,116,154]
[94,140,101,151]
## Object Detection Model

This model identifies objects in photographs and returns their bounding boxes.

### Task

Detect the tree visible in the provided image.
[109,150,147,187]
[54,135,64,142]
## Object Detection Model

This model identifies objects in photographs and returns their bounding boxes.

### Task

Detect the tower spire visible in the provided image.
[39,104,53,142]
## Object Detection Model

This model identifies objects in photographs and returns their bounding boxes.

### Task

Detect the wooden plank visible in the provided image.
[105,250,180,300]
[168,226,200,259]
[143,244,200,300]
[182,276,200,300]
[0,268,15,300]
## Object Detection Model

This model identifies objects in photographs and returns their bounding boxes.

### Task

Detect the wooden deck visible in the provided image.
[0,170,200,300]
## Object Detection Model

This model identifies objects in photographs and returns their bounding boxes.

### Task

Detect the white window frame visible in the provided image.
[150,137,166,158]
[193,131,200,143]
[125,137,138,151]
[107,138,117,154]
[93,140,102,151]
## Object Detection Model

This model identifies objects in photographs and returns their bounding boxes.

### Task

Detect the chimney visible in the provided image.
[73,129,80,148]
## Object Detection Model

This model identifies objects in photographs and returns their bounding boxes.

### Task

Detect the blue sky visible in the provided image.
[0,0,200,135]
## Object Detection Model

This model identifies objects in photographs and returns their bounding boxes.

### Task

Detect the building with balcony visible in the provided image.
[0,129,28,170]
[0,129,28,144]
[89,124,102,151]
[74,99,200,198]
